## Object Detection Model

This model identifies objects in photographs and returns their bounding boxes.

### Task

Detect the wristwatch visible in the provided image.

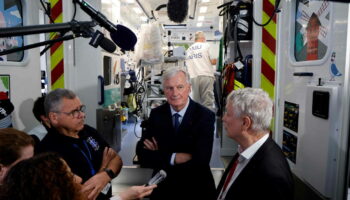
[104,168,116,179]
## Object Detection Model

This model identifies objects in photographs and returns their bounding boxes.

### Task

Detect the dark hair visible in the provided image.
[0,128,34,166]
[33,96,46,122]
[0,153,83,200]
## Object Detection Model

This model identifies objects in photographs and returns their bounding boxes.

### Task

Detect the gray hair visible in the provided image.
[195,31,205,41]
[162,67,191,87]
[44,88,77,116]
[226,88,273,131]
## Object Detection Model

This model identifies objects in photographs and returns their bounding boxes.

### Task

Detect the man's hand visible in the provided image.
[119,185,157,200]
[82,172,110,200]
[175,153,192,164]
[100,147,117,171]
[143,137,158,151]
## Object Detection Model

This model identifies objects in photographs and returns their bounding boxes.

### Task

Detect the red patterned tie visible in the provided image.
[219,157,239,199]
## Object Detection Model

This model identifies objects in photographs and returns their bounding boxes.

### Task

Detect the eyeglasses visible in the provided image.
[54,105,86,118]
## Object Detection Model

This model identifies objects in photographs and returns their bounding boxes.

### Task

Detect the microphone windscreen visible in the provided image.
[100,37,117,53]
[110,25,137,51]
[167,0,188,23]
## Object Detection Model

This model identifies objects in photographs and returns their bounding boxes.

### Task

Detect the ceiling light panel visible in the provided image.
[198,16,205,21]
[133,7,142,14]
[199,6,207,13]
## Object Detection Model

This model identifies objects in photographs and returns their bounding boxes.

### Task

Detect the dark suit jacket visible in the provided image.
[136,99,216,200]
[216,137,294,200]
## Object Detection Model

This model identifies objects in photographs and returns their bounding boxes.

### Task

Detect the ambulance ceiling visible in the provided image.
[118,0,222,29]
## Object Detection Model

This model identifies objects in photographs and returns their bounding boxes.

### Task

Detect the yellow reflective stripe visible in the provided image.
[234,80,245,90]
[262,12,276,39]
[261,75,274,99]
[52,75,64,90]
[54,13,63,23]
[261,43,276,70]
[50,0,60,7]
[269,0,276,6]
[50,45,64,70]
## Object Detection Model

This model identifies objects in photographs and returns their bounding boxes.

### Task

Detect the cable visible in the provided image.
[217,0,281,27]
[39,0,78,56]
[252,0,281,27]
[39,0,54,23]
[72,1,77,21]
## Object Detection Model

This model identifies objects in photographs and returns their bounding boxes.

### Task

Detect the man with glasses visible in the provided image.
[37,88,122,200]
[136,67,216,200]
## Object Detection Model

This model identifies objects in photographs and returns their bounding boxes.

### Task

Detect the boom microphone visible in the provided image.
[74,0,137,50]
[110,25,137,51]
[167,0,189,23]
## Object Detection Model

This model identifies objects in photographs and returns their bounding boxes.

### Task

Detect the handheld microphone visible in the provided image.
[167,0,189,23]
[89,30,116,53]
[74,0,137,51]
[147,170,167,186]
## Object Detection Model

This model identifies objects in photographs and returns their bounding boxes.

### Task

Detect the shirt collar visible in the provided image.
[238,134,269,161]
[170,98,190,117]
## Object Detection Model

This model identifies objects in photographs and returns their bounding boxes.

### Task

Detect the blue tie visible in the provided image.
[173,113,180,131]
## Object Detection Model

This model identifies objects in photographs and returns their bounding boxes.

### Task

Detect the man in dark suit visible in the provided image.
[217,88,294,200]
[136,67,216,200]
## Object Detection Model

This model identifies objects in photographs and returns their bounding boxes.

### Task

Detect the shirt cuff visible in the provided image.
[170,153,176,165]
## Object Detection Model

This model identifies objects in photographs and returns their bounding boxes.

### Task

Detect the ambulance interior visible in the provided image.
[1,0,350,199]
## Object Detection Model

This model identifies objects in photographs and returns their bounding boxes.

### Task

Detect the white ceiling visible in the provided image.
[119,0,223,29]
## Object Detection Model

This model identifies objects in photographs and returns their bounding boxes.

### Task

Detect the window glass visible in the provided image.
[294,0,330,62]
[0,0,24,62]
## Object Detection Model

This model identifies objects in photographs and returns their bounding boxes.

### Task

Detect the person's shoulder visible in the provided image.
[190,100,215,117]
[151,103,168,113]
[202,42,210,49]
[79,124,100,137]
[83,124,97,132]
[36,132,58,153]
[258,138,291,168]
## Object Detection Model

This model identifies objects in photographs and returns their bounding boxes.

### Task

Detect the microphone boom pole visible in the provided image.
[0,21,102,56]
[0,21,96,37]
[74,0,117,33]
[0,35,76,56]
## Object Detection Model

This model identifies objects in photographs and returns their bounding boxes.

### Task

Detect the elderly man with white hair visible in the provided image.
[216,88,294,200]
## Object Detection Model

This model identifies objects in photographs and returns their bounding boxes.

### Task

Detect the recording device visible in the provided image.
[146,170,167,186]
[74,0,137,50]
[89,30,116,53]
[167,0,188,23]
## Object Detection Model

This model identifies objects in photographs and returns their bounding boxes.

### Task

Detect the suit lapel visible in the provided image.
[230,137,272,186]
[177,99,195,134]
[163,103,176,133]
[217,153,239,193]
